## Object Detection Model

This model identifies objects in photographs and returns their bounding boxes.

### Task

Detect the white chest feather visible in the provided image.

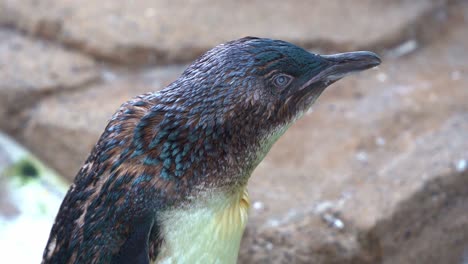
[154,188,250,264]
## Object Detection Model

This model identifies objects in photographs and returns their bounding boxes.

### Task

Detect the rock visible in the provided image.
[0,28,99,132]
[239,3,468,263]
[19,66,185,181]
[0,0,446,65]
[5,1,468,263]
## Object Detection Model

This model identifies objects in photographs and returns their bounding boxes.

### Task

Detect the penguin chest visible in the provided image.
[155,188,250,264]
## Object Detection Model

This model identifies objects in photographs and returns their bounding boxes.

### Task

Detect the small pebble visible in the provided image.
[315,201,334,214]
[455,159,467,172]
[451,70,461,81]
[101,69,117,82]
[322,213,345,230]
[389,39,418,58]
[252,201,264,210]
[356,151,368,162]
[268,219,280,227]
[376,72,387,82]
[145,8,156,18]
[376,137,386,146]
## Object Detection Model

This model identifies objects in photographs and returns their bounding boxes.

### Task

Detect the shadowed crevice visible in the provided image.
[367,169,468,264]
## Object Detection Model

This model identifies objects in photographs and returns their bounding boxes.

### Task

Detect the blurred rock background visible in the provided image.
[0,0,467,263]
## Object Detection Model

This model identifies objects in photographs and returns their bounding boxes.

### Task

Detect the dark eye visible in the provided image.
[273,74,292,88]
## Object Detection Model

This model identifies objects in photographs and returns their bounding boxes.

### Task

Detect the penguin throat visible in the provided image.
[155,187,250,264]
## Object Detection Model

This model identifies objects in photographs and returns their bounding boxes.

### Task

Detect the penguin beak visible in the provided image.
[319,51,382,82]
[290,51,381,111]
[299,51,381,91]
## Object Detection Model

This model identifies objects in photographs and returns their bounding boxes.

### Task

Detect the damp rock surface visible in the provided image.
[0,0,467,263]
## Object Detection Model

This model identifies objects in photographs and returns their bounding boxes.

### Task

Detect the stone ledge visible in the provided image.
[0,0,447,65]
[0,28,99,132]
[7,1,468,263]
[240,113,468,263]
[237,6,468,261]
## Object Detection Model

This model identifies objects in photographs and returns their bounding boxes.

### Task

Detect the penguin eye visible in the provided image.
[273,74,293,88]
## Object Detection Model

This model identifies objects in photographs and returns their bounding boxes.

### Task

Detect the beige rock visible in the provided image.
[0,29,98,131]
[9,1,468,263]
[0,0,445,65]
[240,4,468,263]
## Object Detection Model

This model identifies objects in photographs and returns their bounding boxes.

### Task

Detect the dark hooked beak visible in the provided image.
[320,51,381,81]
[290,51,381,113]
[300,51,381,90]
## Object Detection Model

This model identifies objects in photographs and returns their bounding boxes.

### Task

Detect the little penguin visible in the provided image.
[42,37,381,264]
